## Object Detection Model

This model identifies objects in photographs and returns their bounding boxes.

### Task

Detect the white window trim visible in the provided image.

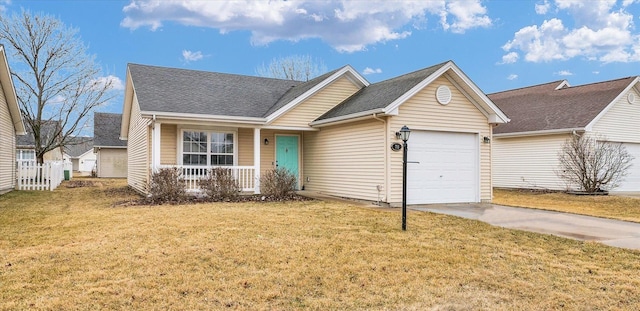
[178,127,238,166]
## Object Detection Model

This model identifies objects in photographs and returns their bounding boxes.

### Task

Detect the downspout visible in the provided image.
[151,114,156,173]
[372,113,387,205]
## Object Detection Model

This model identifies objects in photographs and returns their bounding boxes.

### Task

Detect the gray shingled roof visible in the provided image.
[317,62,448,120]
[94,112,126,147]
[488,77,636,135]
[128,64,304,118]
[16,120,61,148]
[64,137,93,158]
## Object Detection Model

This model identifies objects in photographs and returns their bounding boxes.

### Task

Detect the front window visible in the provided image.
[182,130,235,166]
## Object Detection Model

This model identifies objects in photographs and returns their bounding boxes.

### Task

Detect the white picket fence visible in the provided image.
[16,160,72,191]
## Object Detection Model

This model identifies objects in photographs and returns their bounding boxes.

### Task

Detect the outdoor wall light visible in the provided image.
[483,136,491,143]
[264,138,269,145]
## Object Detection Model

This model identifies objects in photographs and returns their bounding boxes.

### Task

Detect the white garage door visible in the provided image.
[407,131,479,204]
[617,143,640,192]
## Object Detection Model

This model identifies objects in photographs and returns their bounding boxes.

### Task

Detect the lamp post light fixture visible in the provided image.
[399,125,411,231]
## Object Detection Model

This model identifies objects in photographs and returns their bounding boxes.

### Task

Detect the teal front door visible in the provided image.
[275,135,299,189]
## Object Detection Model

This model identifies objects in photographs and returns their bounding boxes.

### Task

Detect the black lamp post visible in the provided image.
[399,125,411,231]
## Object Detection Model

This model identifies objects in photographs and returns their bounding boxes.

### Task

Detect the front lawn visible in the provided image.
[494,188,640,223]
[1,179,640,310]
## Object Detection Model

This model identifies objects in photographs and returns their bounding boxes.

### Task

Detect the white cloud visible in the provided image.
[592,71,600,74]
[362,67,382,75]
[93,75,125,91]
[535,1,551,14]
[499,51,519,64]
[182,50,204,63]
[503,0,640,63]
[121,0,492,53]
[0,0,10,12]
[507,74,518,80]
[554,70,573,76]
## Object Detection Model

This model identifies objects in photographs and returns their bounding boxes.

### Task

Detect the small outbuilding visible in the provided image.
[94,112,127,178]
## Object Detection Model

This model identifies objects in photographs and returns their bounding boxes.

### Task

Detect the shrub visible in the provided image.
[260,168,297,199]
[148,167,186,204]
[199,167,241,201]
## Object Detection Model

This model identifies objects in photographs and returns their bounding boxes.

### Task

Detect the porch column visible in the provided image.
[254,127,261,194]
[152,121,161,172]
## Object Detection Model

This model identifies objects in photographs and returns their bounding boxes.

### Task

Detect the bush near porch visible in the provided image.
[1,179,639,310]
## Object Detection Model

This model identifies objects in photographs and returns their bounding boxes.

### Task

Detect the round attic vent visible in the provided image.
[436,85,452,105]
[628,93,636,104]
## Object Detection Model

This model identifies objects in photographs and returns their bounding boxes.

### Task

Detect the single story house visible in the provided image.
[94,112,127,178]
[0,45,26,194]
[63,137,95,175]
[121,61,509,205]
[16,120,64,163]
[489,77,640,192]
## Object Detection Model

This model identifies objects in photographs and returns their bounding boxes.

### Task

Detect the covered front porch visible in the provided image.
[149,122,306,194]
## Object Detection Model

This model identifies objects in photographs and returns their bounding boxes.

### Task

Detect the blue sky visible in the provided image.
[2,0,640,115]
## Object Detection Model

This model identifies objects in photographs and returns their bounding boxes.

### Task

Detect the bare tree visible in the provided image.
[0,10,115,163]
[256,54,327,81]
[557,134,634,192]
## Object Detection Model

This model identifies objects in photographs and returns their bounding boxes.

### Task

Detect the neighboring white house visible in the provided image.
[120,61,509,205]
[16,120,65,163]
[489,77,640,192]
[63,137,95,176]
[93,112,127,178]
[0,45,26,194]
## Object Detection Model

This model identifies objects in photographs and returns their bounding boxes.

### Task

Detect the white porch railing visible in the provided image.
[17,160,67,191]
[158,165,256,192]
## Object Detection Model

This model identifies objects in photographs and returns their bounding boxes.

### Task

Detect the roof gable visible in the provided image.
[489,77,638,135]
[0,45,25,135]
[314,61,509,125]
[94,112,126,147]
[264,65,368,123]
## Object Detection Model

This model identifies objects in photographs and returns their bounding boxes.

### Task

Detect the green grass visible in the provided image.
[1,179,640,310]
[494,188,640,222]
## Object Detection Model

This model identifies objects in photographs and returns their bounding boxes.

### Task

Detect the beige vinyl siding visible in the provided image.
[592,88,640,143]
[0,87,16,192]
[388,76,492,204]
[260,130,276,175]
[237,128,254,166]
[303,119,385,201]
[160,124,177,165]
[97,148,127,178]
[493,134,571,190]
[270,77,361,127]
[127,96,150,194]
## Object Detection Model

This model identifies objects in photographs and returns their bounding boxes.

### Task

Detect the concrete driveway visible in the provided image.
[410,203,640,251]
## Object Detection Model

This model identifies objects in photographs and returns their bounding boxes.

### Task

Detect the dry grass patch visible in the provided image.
[494,188,640,223]
[1,179,640,310]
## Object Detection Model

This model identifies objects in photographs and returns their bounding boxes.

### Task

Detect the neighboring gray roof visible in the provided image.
[317,62,448,120]
[263,67,344,117]
[16,120,61,148]
[128,64,304,118]
[94,112,126,147]
[488,77,636,135]
[64,137,93,158]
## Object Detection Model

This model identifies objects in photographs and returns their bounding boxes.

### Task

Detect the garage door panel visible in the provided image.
[407,131,479,204]
[617,143,640,191]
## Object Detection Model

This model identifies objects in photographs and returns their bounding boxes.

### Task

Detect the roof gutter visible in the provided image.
[493,127,585,138]
[310,108,386,127]
[141,111,266,124]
